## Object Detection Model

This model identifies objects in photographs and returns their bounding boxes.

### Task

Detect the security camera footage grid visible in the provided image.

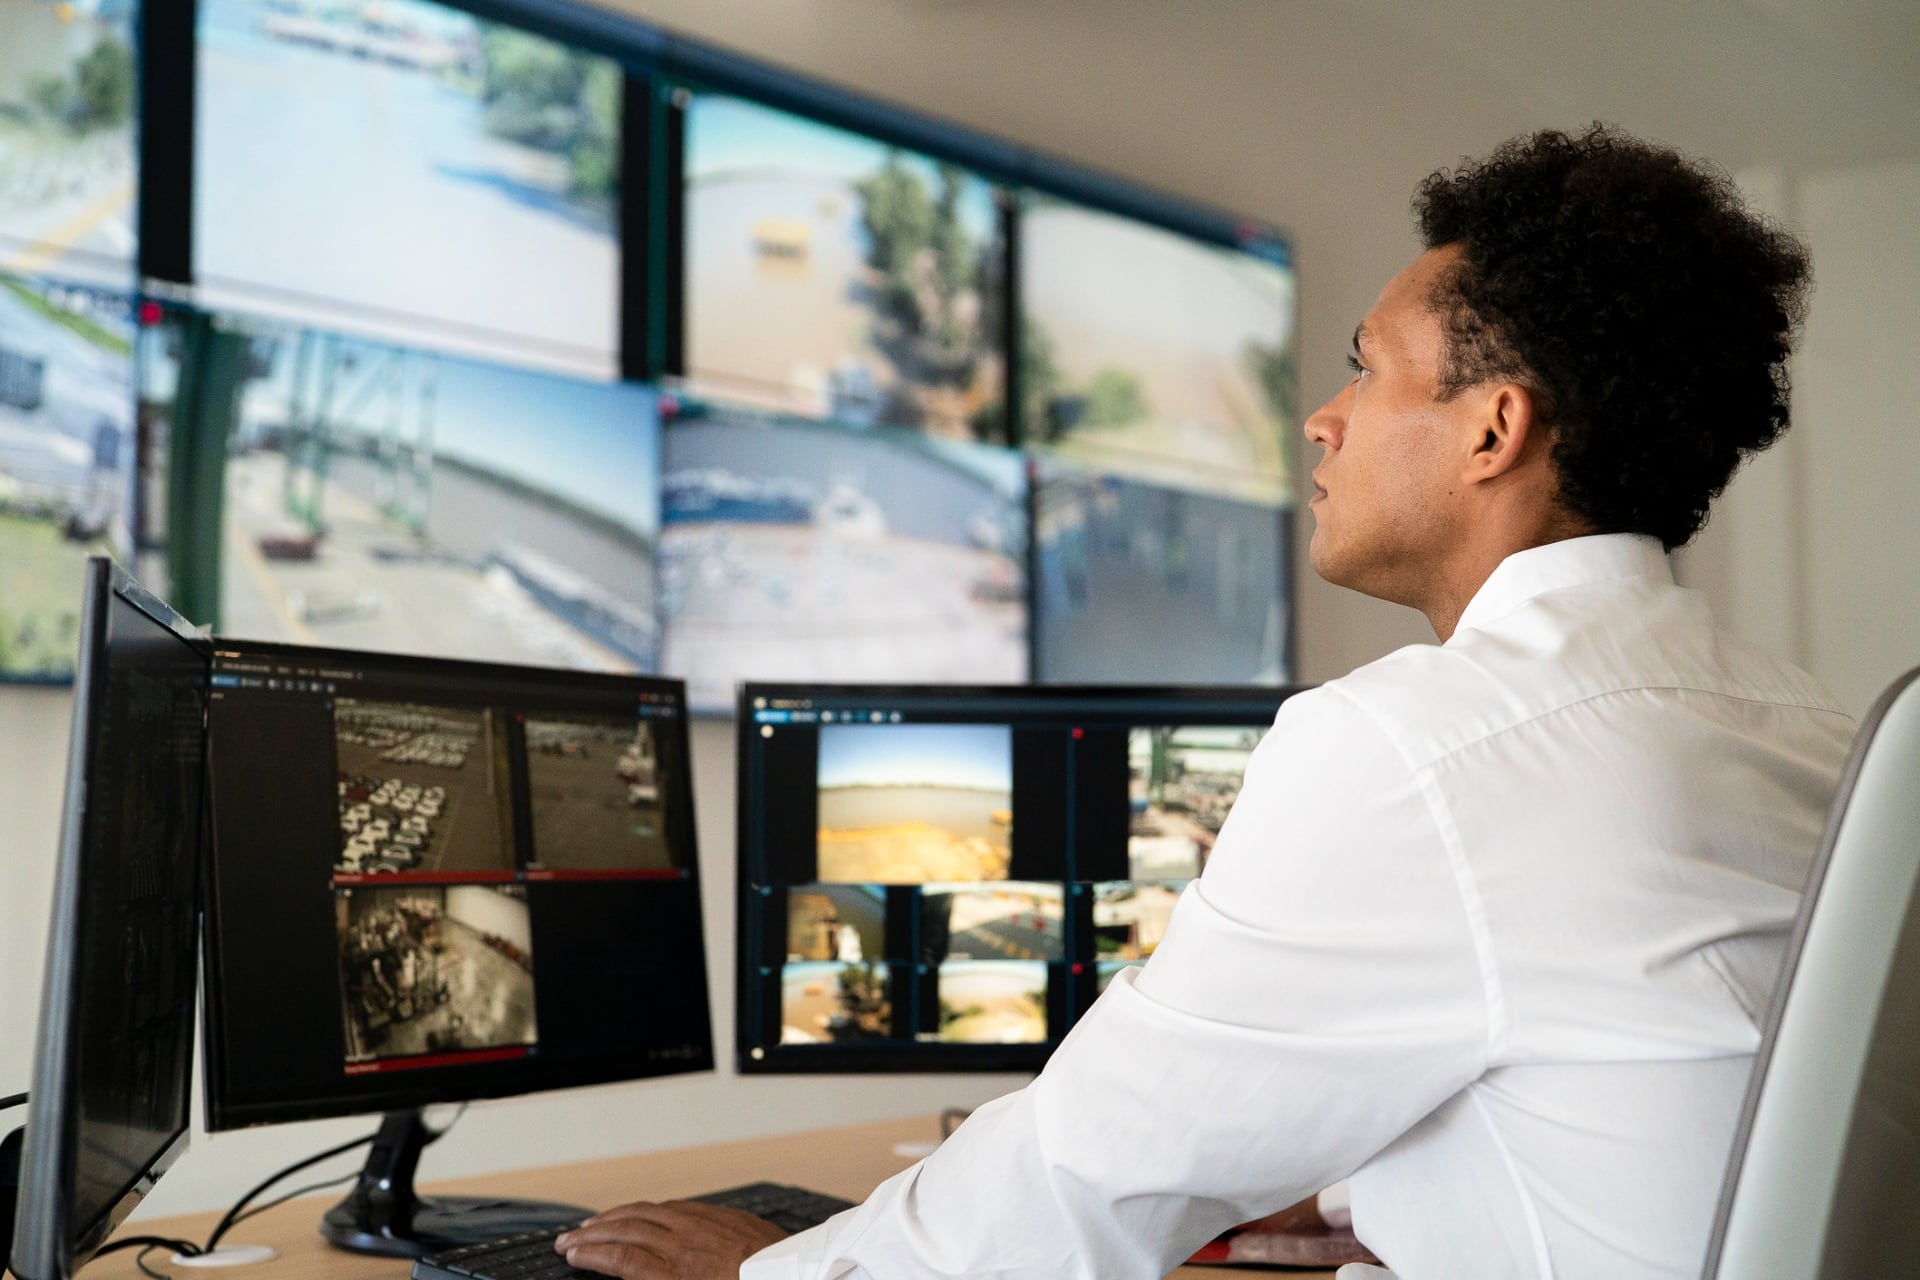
[756,707,1271,1057]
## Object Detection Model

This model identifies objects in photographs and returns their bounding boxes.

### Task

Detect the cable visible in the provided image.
[0,1091,26,1111]
[217,1166,365,1235]
[91,1235,201,1259]
[201,1130,376,1251]
[135,1245,171,1280]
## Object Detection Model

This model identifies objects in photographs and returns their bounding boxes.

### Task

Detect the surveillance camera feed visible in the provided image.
[0,0,138,288]
[1033,454,1291,684]
[0,274,134,679]
[145,311,661,671]
[660,401,1026,711]
[816,721,1013,884]
[204,644,709,1113]
[337,882,537,1067]
[194,0,621,376]
[682,95,1007,443]
[737,685,1297,1071]
[1020,195,1296,503]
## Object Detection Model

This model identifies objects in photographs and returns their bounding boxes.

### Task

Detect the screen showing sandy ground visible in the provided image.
[1091,882,1184,961]
[932,959,1047,1044]
[334,698,513,876]
[335,883,537,1064]
[922,881,1063,963]
[683,95,1004,441]
[815,721,1012,883]
[524,714,676,871]
[1127,724,1262,879]
[780,959,891,1044]
[0,276,134,679]
[785,883,888,963]
[0,0,137,288]
[194,0,619,375]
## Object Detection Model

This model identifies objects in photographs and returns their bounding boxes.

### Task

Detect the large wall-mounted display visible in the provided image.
[659,399,1025,711]
[148,310,660,672]
[0,274,135,680]
[5,0,1297,693]
[1020,196,1295,505]
[681,95,1007,444]
[193,0,622,377]
[0,0,139,289]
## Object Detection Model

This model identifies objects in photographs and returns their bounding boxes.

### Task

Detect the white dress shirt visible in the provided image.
[741,534,1855,1280]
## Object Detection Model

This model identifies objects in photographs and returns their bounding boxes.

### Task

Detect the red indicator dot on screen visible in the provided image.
[1071,727,1083,739]
[1071,963,1084,976]
[138,300,163,327]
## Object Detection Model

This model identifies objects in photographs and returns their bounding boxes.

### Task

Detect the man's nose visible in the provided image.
[1304,386,1348,449]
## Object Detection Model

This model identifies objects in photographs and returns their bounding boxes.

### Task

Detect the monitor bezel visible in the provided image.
[197,638,712,1132]
[732,679,1303,1076]
[11,557,211,1280]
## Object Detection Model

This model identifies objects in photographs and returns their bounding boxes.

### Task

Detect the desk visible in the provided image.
[84,1116,1337,1280]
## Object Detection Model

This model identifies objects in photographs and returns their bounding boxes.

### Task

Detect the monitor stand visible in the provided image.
[321,1109,588,1258]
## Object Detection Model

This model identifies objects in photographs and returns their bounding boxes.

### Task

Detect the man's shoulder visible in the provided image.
[1310,583,1852,773]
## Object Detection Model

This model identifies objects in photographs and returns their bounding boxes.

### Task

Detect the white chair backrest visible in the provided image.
[1703,667,1920,1279]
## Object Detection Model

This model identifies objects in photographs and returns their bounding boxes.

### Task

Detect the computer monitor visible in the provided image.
[9,558,212,1280]
[735,682,1302,1073]
[198,640,712,1257]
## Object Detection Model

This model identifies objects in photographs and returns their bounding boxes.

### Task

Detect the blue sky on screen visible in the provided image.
[686,95,997,239]
[818,722,1012,793]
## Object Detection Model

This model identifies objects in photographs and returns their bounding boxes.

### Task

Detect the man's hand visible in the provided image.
[554,1201,790,1280]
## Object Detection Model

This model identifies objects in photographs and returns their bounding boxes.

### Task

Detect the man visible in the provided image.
[558,125,1856,1279]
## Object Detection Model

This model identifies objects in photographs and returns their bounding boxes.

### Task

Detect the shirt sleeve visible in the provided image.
[740,686,1493,1280]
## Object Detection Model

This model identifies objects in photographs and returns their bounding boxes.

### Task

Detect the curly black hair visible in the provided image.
[1413,124,1811,550]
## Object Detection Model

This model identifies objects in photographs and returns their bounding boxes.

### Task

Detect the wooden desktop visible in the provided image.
[82,1115,1338,1280]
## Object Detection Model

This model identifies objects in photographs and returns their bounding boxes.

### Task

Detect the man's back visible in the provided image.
[1323,534,1852,1277]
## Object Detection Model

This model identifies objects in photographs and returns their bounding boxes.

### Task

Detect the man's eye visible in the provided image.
[1345,354,1368,377]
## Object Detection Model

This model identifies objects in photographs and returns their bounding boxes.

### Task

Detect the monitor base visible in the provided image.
[321,1195,586,1259]
[317,1109,588,1259]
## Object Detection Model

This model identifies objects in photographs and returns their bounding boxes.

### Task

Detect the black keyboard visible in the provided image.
[410,1182,857,1280]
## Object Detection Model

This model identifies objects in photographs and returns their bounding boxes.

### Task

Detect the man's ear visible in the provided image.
[1463,382,1536,484]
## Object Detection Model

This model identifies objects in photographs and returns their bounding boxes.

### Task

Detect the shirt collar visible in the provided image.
[1451,533,1672,640]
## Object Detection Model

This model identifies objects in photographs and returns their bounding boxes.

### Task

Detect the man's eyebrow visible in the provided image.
[1351,324,1371,356]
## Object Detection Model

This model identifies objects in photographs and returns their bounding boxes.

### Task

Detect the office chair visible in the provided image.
[1702,666,1920,1280]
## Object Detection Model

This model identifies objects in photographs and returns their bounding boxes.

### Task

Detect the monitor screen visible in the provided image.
[735,682,1299,1073]
[192,0,622,377]
[1032,455,1292,684]
[0,275,136,681]
[199,640,711,1130]
[660,399,1027,713]
[680,94,1008,442]
[1019,196,1296,504]
[149,309,661,672]
[10,559,210,1279]
[0,0,138,288]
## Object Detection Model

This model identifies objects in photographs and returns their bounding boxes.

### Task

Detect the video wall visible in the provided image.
[0,0,1297,699]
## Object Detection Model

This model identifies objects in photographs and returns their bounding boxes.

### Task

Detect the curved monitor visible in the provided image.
[10,558,212,1280]
[735,682,1303,1074]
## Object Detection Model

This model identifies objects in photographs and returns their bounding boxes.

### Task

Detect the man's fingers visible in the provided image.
[561,1238,671,1280]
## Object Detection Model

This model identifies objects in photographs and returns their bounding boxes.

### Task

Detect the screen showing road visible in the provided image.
[193,0,621,377]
